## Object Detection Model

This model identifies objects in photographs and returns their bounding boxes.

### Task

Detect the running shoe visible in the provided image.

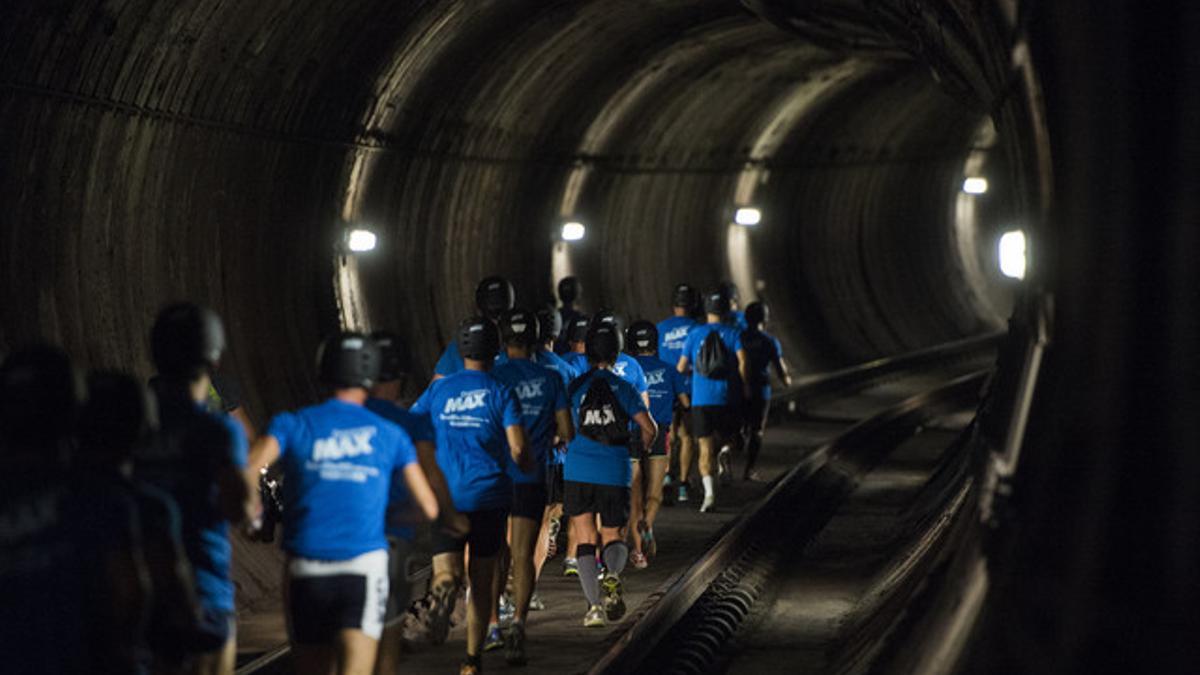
[460,655,483,675]
[505,622,527,665]
[630,550,649,569]
[427,584,458,646]
[483,624,504,652]
[677,483,690,503]
[717,447,733,485]
[546,516,561,558]
[601,573,626,621]
[583,604,607,628]
[700,493,716,513]
[529,592,546,611]
[398,599,434,649]
[642,525,657,557]
[563,557,579,577]
[498,592,515,625]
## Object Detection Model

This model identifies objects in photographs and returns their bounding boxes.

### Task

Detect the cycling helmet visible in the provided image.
[626,321,658,355]
[498,308,539,347]
[316,332,381,389]
[457,315,501,361]
[475,276,516,319]
[717,281,741,304]
[703,291,732,317]
[744,301,769,327]
[369,330,406,382]
[79,371,158,460]
[567,315,591,344]
[536,305,562,345]
[585,324,622,364]
[151,302,226,378]
[672,283,699,310]
[557,276,581,305]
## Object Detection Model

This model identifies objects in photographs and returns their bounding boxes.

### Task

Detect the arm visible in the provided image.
[773,355,793,389]
[677,392,691,409]
[555,408,575,444]
[243,435,281,523]
[676,355,690,375]
[506,424,533,473]
[218,464,252,526]
[737,348,751,398]
[229,406,257,443]
[632,410,657,450]
[400,461,439,521]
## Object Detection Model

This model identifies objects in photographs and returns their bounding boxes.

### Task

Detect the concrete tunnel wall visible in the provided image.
[0,0,1026,620]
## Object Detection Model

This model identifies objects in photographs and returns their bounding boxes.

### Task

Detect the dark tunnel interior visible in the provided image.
[4,1,1199,672]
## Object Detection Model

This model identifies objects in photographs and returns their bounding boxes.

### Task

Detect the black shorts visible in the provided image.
[546,463,565,505]
[563,481,630,528]
[631,431,669,459]
[431,508,508,557]
[512,482,548,521]
[384,537,415,621]
[287,549,389,643]
[693,405,737,438]
[743,395,770,432]
[672,400,694,435]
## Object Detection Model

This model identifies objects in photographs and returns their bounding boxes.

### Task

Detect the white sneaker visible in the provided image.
[700,494,716,512]
[717,448,732,485]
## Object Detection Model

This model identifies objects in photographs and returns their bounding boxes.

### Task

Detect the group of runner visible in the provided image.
[0,276,790,675]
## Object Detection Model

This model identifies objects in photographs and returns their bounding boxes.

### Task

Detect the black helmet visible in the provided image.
[672,283,699,310]
[744,301,769,327]
[536,305,562,345]
[704,291,732,317]
[0,343,84,447]
[78,371,158,463]
[626,321,658,354]
[151,302,226,378]
[317,332,381,389]
[369,330,406,382]
[475,276,516,319]
[585,324,622,364]
[457,315,501,361]
[567,315,591,344]
[557,276,581,304]
[717,281,741,304]
[591,308,623,333]
[498,308,539,347]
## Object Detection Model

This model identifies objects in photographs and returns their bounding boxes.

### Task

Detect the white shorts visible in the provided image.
[286,548,389,642]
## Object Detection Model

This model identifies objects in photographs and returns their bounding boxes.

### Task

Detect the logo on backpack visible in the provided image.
[571,373,631,446]
[695,329,733,379]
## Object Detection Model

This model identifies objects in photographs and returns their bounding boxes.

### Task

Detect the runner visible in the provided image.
[553,276,583,354]
[137,302,252,675]
[411,316,531,675]
[657,283,700,504]
[558,314,592,577]
[563,324,656,627]
[490,308,574,664]
[718,281,749,331]
[535,306,572,568]
[625,321,689,568]
[433,276,516,379]
[737,302,792,481]
[1,344,149,675]
[676,292,747,513]
[245,332,439,675]
[532,304,576,385]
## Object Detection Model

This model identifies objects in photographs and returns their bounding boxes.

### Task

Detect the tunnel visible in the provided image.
[1,1,1197,673]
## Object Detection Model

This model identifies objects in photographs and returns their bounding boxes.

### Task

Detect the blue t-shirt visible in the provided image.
[682,323,745,407]
[633,354,686,428]
[434,341,464,377]
[729,310,749,332]
[739,329,783,400]
[563,370,648,488]
[267,399,417,560]
[534,348,576,386]
[611,353,648,394]
[562,351,588,379]
[658,315,698,391]
[137,395,248,612]
[411,370,523,511]
[365,398,434,541]
[492,358,569,484]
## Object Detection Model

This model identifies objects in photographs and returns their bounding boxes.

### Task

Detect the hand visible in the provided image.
[440,511,471,538]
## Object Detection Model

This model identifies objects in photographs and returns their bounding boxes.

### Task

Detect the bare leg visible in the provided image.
[465,553,497,659]
[628,459,645,556]
[293,644,337,675]
[334,629,379,675]
[508,516,539,623]
[643,457,669,528]
[698,435,716,478]
[677,417,695,484]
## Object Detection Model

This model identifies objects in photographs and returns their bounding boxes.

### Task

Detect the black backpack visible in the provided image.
[570,370,632,446]
[695,329,732,379]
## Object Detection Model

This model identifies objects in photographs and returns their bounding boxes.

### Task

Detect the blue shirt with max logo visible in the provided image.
[492,357,568,484]
[412,370,523,511]
[633,354,686,428]
[267,399,417,560]
[682,322,744,407]
[564,369,647,488]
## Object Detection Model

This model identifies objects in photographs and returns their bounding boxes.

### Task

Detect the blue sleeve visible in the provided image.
[392,427,419,470]
[731,327,744,351]
[498,383,523,428]
[266,412,296,458]
[222,414,248,467]
[411,412,435,443]
[410,385,434,416]
[434,342,462,376]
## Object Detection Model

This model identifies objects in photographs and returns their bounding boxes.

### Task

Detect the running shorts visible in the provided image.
[563,481,630,528]
[743,395,770,433]
[693,404,737,438]
[384,536,415,621]
[545,463,565,505]
[512,483,548,521]
[287,548,389,642]
[630,431,669,460]
[430,508,508,557]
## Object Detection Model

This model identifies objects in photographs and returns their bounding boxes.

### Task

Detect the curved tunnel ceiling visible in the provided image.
[0,0,1028,421]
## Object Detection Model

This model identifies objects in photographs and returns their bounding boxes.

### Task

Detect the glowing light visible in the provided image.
[963,177,989,194]
[999,230,1027,280]
[734,207,762,226]
[346,228,377,253]
[561,222,586,241]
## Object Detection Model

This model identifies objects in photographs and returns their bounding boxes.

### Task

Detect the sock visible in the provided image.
[602,541,628,577]
[702,475,715,497]
[577,544,601,606]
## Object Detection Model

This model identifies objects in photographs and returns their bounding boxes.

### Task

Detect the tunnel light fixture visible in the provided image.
[345,228,377,253]
[561,221,586,242]
[734,207,762,226]
[999,229,1027,280]
[962,177,989,194]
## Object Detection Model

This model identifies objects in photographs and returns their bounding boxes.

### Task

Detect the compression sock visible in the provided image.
[601,541,629,577]
[702,475,716,498]
[577,544,601,606]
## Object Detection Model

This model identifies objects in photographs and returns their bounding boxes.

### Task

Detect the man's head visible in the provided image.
[369,330,408,400]
[625,321,658,357]
[717,281,741,310]
[703,291,732,323]
[457,315,501,368]
[744,301,769,328]
[672,283,699,316]
[151,302,225,381]
[585,324,622,367]
[0,343,84,453]
[557,276,581,306]
[498,308,539,357]
[567,315,591,353]
[317,332,381,392]
[536,305,562,349]
[475,276,516,320]
[77,371,158,471]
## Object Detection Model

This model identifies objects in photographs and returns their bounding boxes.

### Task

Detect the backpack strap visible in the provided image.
[567,367,598,398]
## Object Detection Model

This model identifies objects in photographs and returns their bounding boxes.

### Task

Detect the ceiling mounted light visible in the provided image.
[962,177,989,194]
[734,207,762,226]
[345,228,377,253]
[561,222,586,242]
[999,229,1027,280]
